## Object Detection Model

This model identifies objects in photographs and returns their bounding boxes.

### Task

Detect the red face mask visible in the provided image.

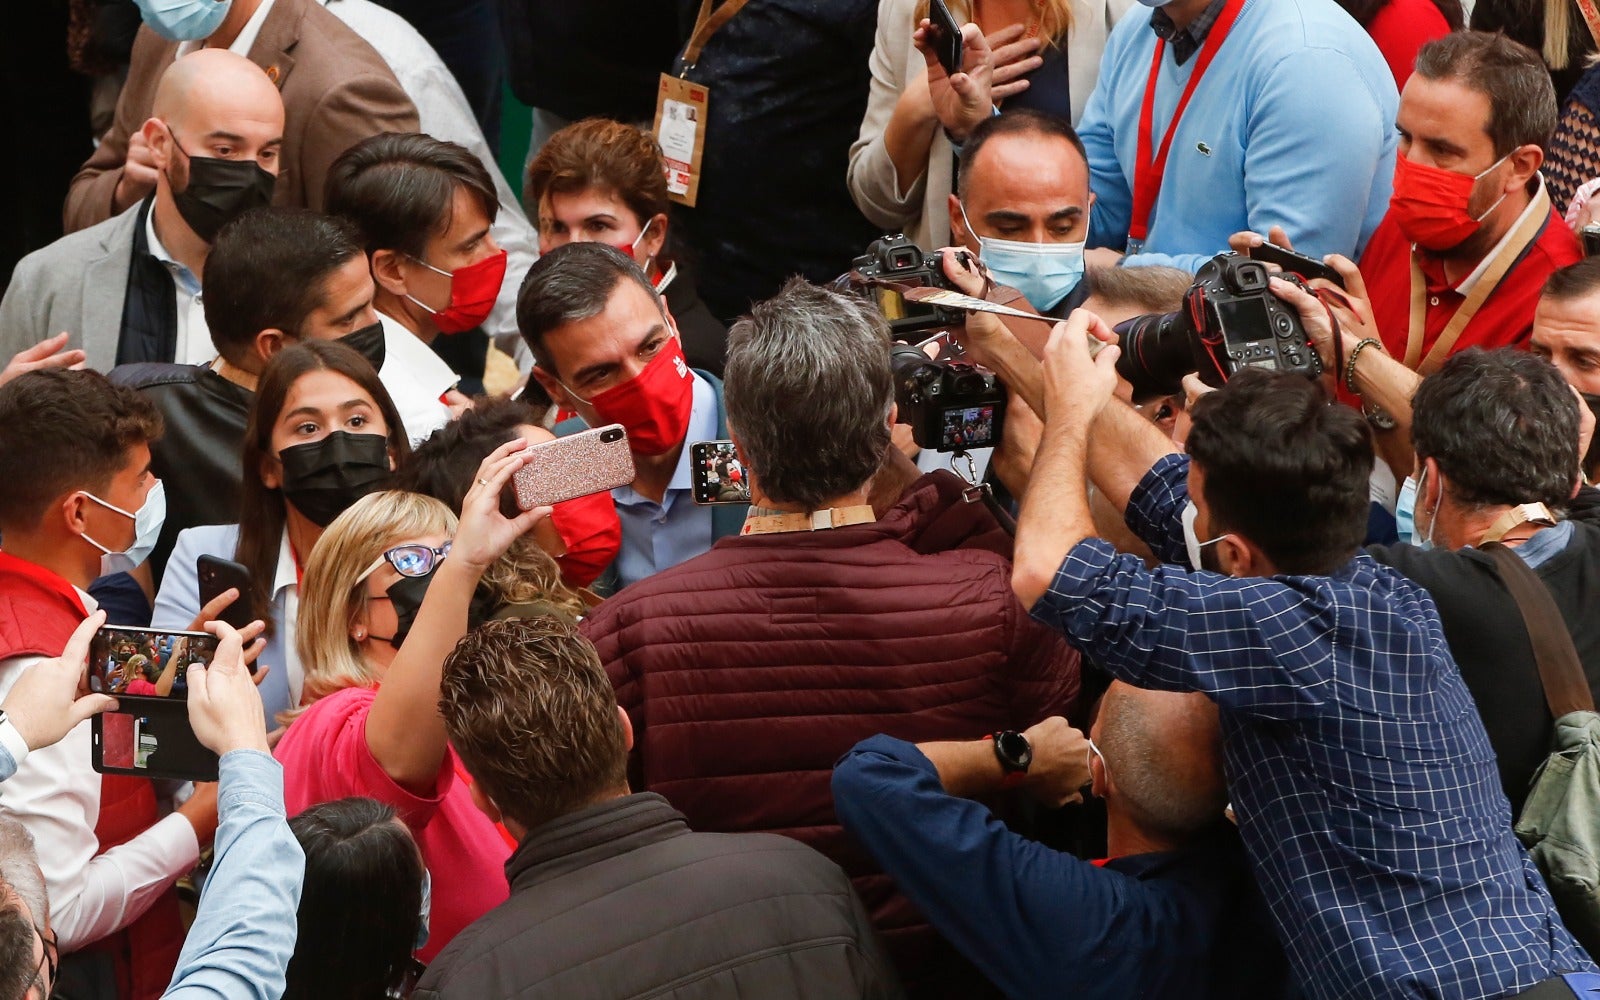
[407,249,508,334]
[549,490,622,589]
[1389,153,1510,251]
[576,337,693,457]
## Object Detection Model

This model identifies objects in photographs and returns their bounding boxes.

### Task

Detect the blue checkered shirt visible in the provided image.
[1032,453,1593,999]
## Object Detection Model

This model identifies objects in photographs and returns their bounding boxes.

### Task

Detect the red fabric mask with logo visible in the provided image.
[582,337,693,456]
[1389,154,1508,251]
[410,249,508,334]
[549,491,622,589]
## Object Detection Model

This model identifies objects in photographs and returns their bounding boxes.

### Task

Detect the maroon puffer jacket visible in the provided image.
[582,471,1081,998]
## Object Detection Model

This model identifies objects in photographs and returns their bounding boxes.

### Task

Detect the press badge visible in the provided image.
[654,75,709,208]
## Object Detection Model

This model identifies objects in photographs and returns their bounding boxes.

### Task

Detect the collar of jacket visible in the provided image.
[506,792,689,888]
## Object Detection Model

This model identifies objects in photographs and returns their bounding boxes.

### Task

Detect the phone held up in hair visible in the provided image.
[197,554,255,632]
[927,0,963,77]
[1247,241,1346,289]
[88,624,224,782]
[512,424,637,510]
[691,441,753,506]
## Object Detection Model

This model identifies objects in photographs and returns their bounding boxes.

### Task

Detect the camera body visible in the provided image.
[1115,253,1323,400]
[890,344,1007,453]
[851,234,965,337]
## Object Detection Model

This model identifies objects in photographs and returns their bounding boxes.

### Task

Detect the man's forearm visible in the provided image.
[917,738,1008,799]
[971,324,1048,419]
[1345,333,1419,466]
[1013,410,1096,608]
[1086,398,1181,515]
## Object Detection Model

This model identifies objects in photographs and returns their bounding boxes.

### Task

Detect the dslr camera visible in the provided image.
[850,234,965,337]
[1114,252,1322,400]
[890,343,1007,453]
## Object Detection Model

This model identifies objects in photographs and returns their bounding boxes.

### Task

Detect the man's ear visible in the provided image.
[886,402,899,431]
[617,705,634,753]
[948,193,968,246]
[60,490,93,536]
[143,118,173,171]
[1216,535,1257,579]
[370,249,409,296]
[467,780,503,824]
[1507,144,1544,191]
[529,366,577,410]
[253,329,289,365]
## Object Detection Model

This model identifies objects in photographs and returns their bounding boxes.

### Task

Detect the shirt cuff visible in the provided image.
[146,810,203,879]
[1028,536,1121,623]
[0,718,30,771]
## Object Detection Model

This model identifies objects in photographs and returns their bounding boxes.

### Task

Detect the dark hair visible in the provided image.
[0,896,38,1000]
[285,798,423,1000]
[1185,371,1372,575]
[235,341,410,632]
[1413,31,1558,155]
[325,133,499,261]
[1332,0,1462,29]
[1542,255,1600,301]
[723,279,893,508]
[203,208,366,366]
[515,242,661,377]
[958,108,1085,201]
[0,370,163,531]
[525,118,671,235]
[1411,348,1578,510]
[440,617,628,832]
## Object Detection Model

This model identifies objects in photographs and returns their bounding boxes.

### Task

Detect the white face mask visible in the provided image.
[1181,500,1227,571]
[79,481,166,577]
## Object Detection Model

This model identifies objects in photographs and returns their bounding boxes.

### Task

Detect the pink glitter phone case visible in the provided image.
[512,424,636,509]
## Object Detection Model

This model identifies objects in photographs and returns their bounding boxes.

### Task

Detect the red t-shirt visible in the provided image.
[274,686,511,962]
[1365,0,1451,89]
[1358,204,1581,369]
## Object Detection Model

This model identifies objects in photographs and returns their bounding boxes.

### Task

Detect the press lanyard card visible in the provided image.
[654,75,709,208]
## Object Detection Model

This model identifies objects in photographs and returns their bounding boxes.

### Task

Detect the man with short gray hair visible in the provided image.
[580,277,1082,995]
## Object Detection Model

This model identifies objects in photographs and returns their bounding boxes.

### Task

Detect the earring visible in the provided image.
[352,628,366,641]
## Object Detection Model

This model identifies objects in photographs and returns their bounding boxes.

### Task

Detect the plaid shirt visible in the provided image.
[1149,0,1227,65]
[1032,453,1593,999]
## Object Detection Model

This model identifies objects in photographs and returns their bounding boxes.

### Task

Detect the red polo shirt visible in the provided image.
[1358,199,1580,368]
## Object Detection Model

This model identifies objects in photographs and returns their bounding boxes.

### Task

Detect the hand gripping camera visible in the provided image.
[890,343,1007,453]
[850,234,966,337]
[1113,252,1323,400]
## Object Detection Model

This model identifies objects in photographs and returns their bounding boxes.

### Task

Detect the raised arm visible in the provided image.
[364,440,550,790]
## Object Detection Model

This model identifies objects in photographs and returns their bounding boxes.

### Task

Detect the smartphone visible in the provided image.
[691,441,753,506]
[927,0,963,77]
[1247,242,1345,288]
[197,555,254,632]
[512,424,636,509]
[88,624,222,782]
[94,701,218,782]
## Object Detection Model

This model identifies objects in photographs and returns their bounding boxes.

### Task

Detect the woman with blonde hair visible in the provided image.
[850,0,1133,250]
[273,440,550,963]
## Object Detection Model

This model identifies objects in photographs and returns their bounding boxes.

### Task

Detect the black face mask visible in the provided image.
[169,137,276,244]
[1582,392,1600,477]
[277,430,392,527]
[339,321,387,370]
[372,570,436,648]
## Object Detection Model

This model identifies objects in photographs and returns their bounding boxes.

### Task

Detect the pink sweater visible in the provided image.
[274,686,511,962]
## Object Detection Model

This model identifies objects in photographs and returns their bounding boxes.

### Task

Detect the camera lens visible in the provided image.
[1114,312,1198,401]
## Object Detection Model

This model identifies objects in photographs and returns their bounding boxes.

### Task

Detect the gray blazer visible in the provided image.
[0,204,139,371]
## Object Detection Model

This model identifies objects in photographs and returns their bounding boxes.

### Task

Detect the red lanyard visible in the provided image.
[1127,0,1249,248]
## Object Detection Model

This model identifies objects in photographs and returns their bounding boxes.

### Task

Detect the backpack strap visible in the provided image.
[1483,542,1595,718]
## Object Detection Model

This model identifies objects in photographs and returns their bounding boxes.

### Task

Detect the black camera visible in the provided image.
[1114,252,1322,400]
[850,234,965,337]
[890,344,1007,453]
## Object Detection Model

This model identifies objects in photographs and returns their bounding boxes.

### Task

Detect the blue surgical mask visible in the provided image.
[79,481,167,577]
[1397,467,1439,550]
[1136,0,1175,6]
[132,0,233,41]
[960,203,1086,312]
[415,867,432,951]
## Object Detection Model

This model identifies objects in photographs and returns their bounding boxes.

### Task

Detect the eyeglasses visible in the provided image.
[358,542,451,583]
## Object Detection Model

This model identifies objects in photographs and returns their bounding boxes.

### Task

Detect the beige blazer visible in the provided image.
[848,0,1134,250]
[64,0,418,233]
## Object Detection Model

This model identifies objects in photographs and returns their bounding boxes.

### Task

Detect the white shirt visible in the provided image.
[0,590,200,950]
[176,0,277,57]
[320,0,538,371]
[144,206,214,366]
[376,312,454,445]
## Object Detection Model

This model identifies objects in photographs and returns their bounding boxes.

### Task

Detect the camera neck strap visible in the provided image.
[1126,0,1247,253]
[1404,180,1550,374]
[740,505,877,536]
[682,0,753,69]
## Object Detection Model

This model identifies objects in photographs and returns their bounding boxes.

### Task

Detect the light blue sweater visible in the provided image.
[1081,0,1398,273]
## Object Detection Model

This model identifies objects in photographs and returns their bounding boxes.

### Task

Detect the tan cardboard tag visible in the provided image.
[654,74,709,208]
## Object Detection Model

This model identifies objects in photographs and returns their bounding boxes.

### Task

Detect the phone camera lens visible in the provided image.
[602,428,623,442]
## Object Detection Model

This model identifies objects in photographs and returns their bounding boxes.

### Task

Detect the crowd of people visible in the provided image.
[7,0,1600,998]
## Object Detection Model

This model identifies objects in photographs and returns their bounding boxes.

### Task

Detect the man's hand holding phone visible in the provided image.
[3,611,119,754]
[186,621,270,756]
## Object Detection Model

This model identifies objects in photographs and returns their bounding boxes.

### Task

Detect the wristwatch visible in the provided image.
[992,730,1033,789]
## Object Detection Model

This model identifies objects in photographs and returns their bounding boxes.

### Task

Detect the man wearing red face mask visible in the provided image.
[325,133,512,410]
[1354,32,1579,378]
[520,243,748,592]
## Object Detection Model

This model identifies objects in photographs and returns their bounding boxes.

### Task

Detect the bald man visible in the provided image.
[0,51,285,371]
[833,682,1296,999]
